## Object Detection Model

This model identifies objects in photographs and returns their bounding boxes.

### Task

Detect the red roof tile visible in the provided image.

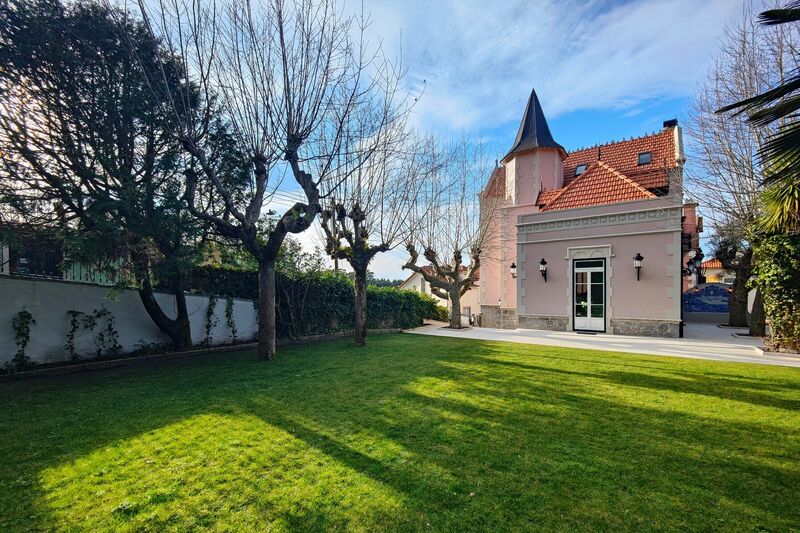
[482,165,506,197]
[539,161,656,212]
[702,258,723,269]
[535,189,561,207]
[562,128,677,190]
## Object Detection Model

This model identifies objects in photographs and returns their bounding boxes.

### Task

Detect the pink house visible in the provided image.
[479,89,701,337]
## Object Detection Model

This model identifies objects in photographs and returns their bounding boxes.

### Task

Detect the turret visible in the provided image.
[502,88,565,206]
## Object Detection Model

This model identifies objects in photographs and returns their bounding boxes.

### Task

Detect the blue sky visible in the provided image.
[294,0,751,279]
[362,0,744,150]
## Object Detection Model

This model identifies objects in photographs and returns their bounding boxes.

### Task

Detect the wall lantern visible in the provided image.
[694,250,705,272]
[510,262,517,279]
[686,249,704,274]
[539,258,548,282]
[633,252,644,281]
[683,249,705,284]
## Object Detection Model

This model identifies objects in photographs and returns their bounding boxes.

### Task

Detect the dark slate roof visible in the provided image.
[503,88,565,161]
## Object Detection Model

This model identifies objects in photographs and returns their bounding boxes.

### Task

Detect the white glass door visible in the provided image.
[574,259,605,331]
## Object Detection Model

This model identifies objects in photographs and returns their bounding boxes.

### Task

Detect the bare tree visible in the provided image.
[687,0,800,332]
[319,130,429,345]
[132,0,410,359]
[403,138,499,329]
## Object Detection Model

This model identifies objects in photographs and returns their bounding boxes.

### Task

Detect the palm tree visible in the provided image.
[762,178,800,232]
[717,2,800,233]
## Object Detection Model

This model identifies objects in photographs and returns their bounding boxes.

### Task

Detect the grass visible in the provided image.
[0,333,799,532]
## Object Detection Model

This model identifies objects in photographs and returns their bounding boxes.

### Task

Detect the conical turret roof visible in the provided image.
[503,88,565,161]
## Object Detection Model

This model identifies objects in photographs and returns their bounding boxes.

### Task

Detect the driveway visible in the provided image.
[407,321,800,368]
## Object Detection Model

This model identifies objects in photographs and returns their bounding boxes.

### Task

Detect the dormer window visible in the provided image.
[637,152,652,165]
[575,164,588,176]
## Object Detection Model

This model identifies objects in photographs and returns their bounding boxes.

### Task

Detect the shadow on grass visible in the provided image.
[598,370,800,411]
[1,335,799,531]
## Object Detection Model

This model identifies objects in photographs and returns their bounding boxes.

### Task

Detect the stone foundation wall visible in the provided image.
[479,306,518,329]
[610,318,680,338]
[518,315,568,332]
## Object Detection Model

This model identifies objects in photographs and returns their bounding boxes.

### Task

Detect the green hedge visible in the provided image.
[753,234,800,353]
[179,266,441,338]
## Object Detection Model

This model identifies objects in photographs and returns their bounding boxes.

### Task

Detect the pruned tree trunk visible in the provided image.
[354,266,368,346]
[728,269,750,327]
[133,248,192,351]
[137,281,191,350]
[448,289,462,329]
[258,258,277,360]
[750,287,766,337]
[173,284,192,348]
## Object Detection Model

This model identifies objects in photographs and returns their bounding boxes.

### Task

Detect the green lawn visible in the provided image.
[1,334,799,532]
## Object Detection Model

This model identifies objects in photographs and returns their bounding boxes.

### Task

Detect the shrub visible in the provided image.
[753,234,800,352]
[432,305,449,322]
[180,266,439,337]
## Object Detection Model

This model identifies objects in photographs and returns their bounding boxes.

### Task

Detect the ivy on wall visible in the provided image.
[8,309,35,372]
[753,234,800,353]
[64,308,122,360]
[65,310,82,361]
[94,308,122,357]
[203,294,219,347]
[225,296,238,344]
[3,268,441,374]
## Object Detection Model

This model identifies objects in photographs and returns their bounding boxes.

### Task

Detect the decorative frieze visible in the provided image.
[518,207,682,237]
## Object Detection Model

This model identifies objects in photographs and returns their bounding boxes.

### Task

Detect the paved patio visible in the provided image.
[407,322,800,367]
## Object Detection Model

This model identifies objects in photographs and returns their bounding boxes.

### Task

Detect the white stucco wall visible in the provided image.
[0,276,257,365]
[399,272,449,307]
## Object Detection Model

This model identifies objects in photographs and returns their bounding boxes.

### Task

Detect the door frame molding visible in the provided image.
[565,245,613,332]
[572,258,607,333]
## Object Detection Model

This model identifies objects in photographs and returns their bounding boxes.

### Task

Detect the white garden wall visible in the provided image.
[0,276,257,365]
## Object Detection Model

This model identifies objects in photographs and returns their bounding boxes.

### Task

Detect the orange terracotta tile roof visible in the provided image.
[539,161,656,212]
[702,258,723,269]
[562,128,677,190]
[482,165,506,197]
[535,189,561,207]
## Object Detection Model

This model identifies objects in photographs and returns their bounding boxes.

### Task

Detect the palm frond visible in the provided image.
[759,3,800,26]
[759,122,800,186]
[748,90,800,126]
[760,179,800,233]
[716,76,800,115]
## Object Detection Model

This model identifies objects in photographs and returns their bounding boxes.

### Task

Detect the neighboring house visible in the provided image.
[0,224,127,285]
[701,258,735,284]
[400,266,481,323]
[479,88,702,338]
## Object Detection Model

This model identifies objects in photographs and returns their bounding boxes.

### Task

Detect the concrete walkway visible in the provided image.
[407,322,800,368]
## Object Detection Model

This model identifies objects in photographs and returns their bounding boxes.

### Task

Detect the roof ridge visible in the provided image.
[566,128,667,155]
[595,161,656,198]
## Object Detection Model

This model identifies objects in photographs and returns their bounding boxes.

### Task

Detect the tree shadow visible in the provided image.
[1,335,799,530]
[597,370,800,411]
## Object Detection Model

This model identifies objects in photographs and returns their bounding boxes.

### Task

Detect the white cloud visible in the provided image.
[275,0,745,278]
[352,0,742,131]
